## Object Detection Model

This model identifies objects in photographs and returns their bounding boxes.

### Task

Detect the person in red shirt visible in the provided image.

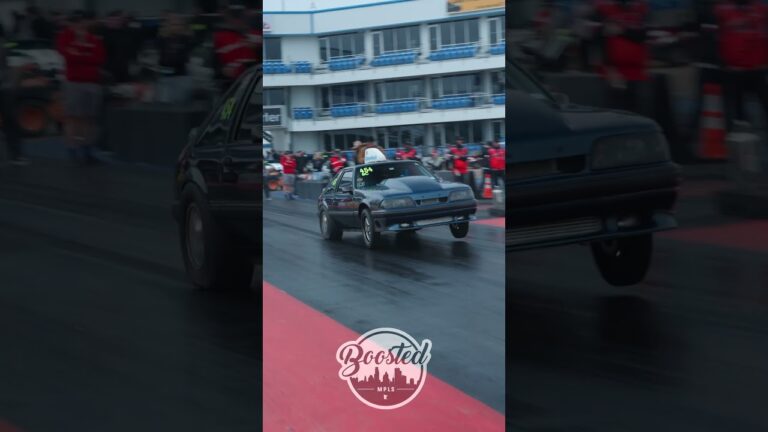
[715,0,768,131]
[595,0,649,113]
[213,6,257,90]
[448,137,470,184]
[56,10,105,164]
[329,150,347,175]
[487,139,505,188]
[280,151,297,200]
[395,142,418,161]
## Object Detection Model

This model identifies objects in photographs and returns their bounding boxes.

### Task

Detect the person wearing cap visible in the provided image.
[213,5,257,90]
[56,10,106,164]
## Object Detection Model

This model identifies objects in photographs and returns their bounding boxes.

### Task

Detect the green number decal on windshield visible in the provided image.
[221,97,236,121]
[359,167,373,177]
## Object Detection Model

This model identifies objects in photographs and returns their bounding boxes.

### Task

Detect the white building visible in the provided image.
[262,0,505,154]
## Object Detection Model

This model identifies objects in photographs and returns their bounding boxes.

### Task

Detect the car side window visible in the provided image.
[196,79,246,148]
[236,76,262,141]
[339,170,353,190]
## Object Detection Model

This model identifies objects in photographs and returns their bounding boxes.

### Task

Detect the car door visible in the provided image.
[334,169,357,227]
[192,75,249,211]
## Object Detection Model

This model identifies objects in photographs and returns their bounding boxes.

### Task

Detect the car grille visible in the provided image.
[510,155,586,180]
[506,217,602,246]
[416,197,448,206]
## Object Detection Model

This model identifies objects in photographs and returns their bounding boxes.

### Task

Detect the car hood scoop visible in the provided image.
[381,177,443,193]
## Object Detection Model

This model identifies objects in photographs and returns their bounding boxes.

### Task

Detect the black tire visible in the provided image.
[178,185,254,290]
[360,208,381,249]
[449,222,469,238]
[591,234,653,287]
[319,208,343,241]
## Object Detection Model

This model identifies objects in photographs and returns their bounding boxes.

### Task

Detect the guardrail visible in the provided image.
[291,93,502,120]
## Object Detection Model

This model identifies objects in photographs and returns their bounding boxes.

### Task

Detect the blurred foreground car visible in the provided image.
[172,68,261,290]
[507,61,680,286]
[318,160,477,249]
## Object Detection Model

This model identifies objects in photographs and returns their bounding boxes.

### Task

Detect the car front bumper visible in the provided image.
[507,162,680,251]
[371,201,477,232]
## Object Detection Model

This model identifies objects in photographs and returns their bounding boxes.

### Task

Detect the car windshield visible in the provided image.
[506,60,553,102]
[355,162,433,189]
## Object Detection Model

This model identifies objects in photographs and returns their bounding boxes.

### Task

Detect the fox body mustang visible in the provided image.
[507,61,680,286]
[318,160,477,248]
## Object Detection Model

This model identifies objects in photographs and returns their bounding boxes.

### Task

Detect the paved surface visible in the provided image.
[0,159,260,432]
[262,192,506,429]
[507,169,768,431]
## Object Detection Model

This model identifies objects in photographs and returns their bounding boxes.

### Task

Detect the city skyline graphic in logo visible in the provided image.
[336,327,432,409]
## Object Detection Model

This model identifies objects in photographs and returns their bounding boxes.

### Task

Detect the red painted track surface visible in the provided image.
[660,221,768,253]
[263,281,505,432]
[474,218,505,228]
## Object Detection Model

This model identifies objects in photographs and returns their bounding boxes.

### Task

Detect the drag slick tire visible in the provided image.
[320,208,343,241]
[450,222,469,239]
[590,234,652,286]
[179,185,254,290]
[360,208,381,249]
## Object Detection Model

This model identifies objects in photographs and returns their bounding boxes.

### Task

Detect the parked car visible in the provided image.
[172,67,261,290]
[507,60,680,286]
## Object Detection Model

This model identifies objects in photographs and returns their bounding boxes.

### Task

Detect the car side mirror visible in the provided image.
[340,184,353,194]
[552,92,570,105]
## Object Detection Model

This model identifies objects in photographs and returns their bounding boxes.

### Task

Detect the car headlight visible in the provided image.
[590,133,670,170]
[449,189,474,202]
[381,197,415,209]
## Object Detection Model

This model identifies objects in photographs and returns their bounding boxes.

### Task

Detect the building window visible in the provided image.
[440,121,484,145]
[375,125,425,148]
[322,129,373,151]
[431,73,481,98]
[492,70,504,94]
[320,84,367,108]
[489,16,506,45]
[429,19,479,50]
[374,78,423,103]
[264,38,282,60]
[372,25,420,56]
[319,32,364,61]
[264,88,285,106]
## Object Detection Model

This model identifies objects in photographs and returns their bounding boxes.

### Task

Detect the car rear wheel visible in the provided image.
[179,185,254,290]
[361,208,380,249]
[449,222,469,238]
[591,234,653,286]
[320,208,342,241]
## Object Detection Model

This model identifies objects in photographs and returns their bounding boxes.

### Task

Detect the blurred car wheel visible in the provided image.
[591,234,653,286]
[179,185,254,290]
[360,208,381,249]
[320,208,343,241]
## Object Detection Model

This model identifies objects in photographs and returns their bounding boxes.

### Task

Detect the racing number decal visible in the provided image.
[359,167,373,177]
[220,97,236,121]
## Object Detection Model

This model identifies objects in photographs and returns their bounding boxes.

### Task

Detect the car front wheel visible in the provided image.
[320,208,343,241]
[591,234,653,286]
[449,222,469,238]
[179,185,254,290]
[360,209,381,249]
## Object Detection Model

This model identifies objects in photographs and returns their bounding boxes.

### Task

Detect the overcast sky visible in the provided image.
[264,0,410,12]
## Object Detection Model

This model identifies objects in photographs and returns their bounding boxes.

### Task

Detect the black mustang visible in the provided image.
[507,60,680,286]
[318,160,477,248]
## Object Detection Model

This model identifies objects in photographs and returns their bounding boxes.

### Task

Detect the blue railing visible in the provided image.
[428,43,478,61]
[375,99,419,114]
[431,95,474,109]
[371,49,418,67]
[330,103,366,117]
[264,61,291,74]
[489,42,505,55]
[293,107,314,119]
[328,55,365,71]
[491,94,505,105]
[292,61,313,73]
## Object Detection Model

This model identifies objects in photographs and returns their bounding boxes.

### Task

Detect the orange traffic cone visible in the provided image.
[482,173,493,199]
[698,83,727,160]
